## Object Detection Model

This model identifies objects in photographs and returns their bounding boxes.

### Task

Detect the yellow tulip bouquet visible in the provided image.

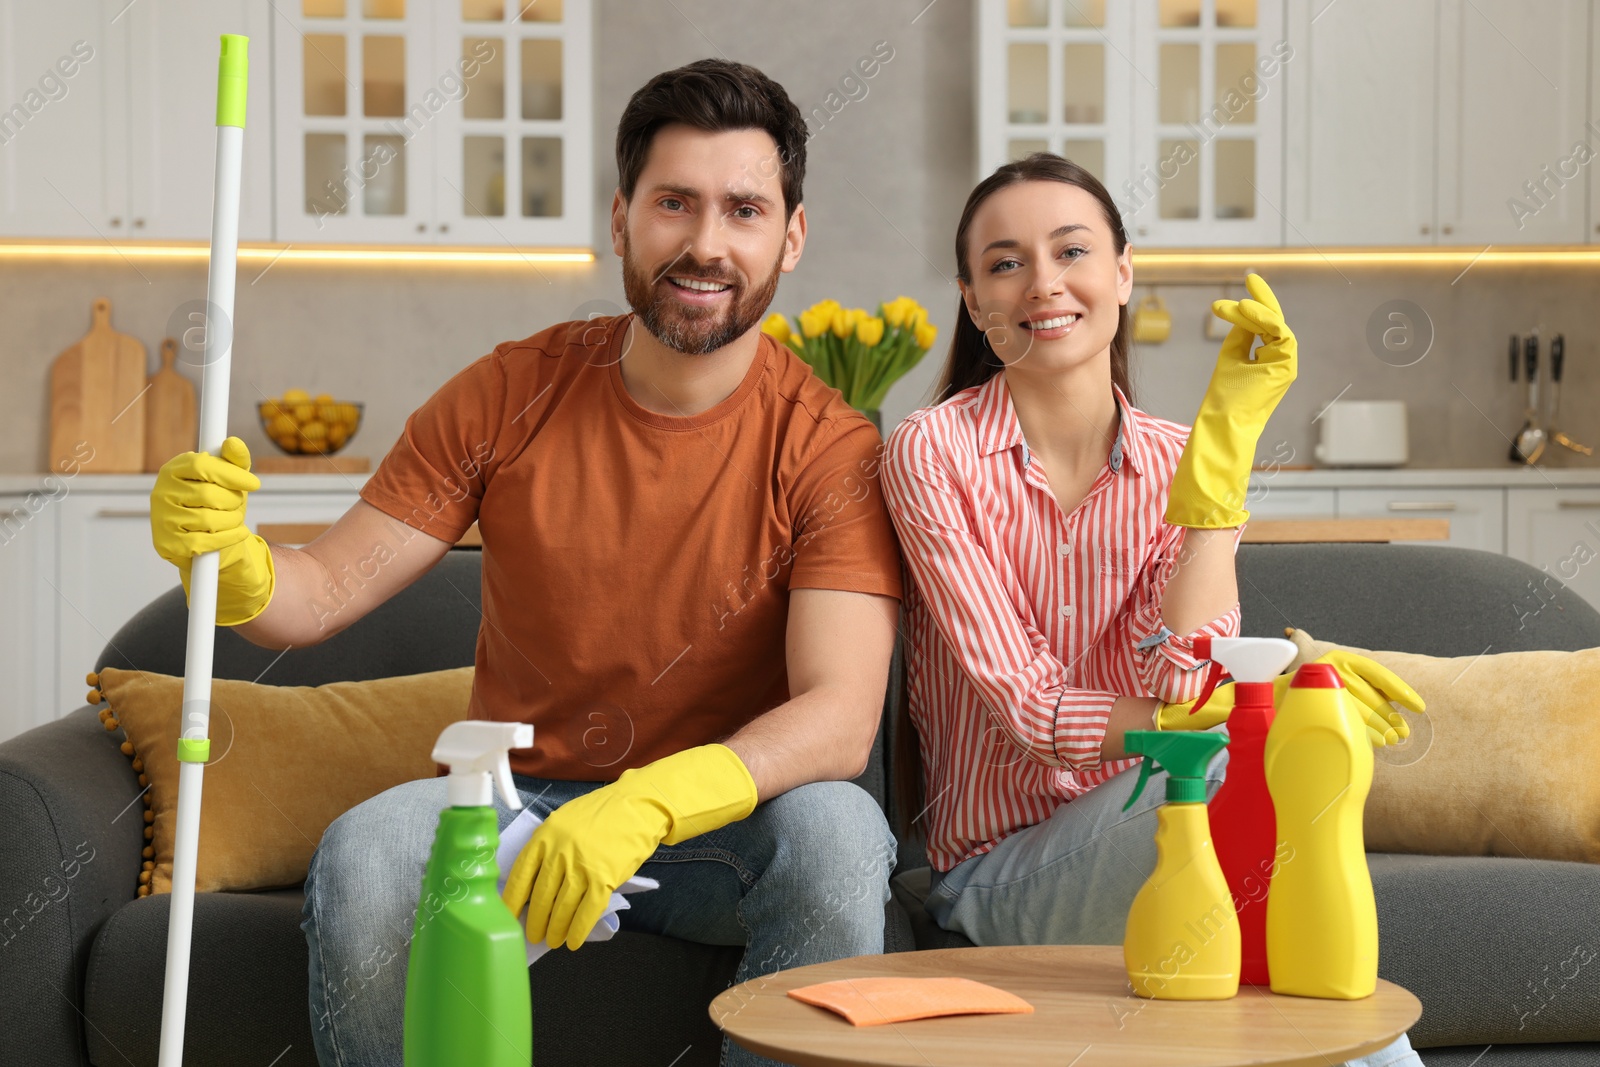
[761,296,938,416]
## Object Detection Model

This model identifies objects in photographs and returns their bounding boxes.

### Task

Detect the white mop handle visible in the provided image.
[158,34,247,1067]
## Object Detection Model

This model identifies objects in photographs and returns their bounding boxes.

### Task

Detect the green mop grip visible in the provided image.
[217,34,248,128]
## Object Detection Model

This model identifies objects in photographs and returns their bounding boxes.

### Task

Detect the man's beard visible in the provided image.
[622,232,783,356]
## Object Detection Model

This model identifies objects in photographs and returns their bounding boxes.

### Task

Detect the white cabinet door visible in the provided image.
[125,0,274,241]
[1338,487,1505,553]
[53,493,176,724]
[0,7,117,237]
[1437,0,1589,245]
[274,0,592,246]
[974,0,1137,203]
[273,0,439,242]
[1283,0,1437,246]
[51,487,364,727]
[430,0,593,247]
[1505,488,1600,616]
[1243,485,1335,518]
[0,494,59,743]
[1126,0,1286,247]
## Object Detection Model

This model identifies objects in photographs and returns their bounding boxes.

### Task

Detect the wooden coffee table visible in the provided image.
[709,945,1422,1067]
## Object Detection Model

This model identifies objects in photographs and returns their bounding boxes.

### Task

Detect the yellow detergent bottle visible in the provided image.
[1120,730,1239,1000]
[1264,663,1378,999]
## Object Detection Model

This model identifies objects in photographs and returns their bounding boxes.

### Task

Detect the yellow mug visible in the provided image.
[1132,294,1172,344]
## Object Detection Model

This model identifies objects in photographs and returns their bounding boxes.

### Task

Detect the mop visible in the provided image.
[156,33,248,1067]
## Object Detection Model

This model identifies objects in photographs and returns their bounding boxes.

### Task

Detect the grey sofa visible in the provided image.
[2,544,1598,1066]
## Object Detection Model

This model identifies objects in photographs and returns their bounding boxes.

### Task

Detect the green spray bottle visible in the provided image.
[1120,730,1240,999]
[404,721,533,1066]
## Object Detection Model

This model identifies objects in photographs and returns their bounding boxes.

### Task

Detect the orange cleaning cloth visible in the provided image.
[786,976,1034,1026]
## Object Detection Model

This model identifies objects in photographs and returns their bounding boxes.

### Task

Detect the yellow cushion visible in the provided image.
[91,665,474,894]
[1286,629,1600,865]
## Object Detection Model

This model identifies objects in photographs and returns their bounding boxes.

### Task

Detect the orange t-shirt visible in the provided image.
[357,315,904,781]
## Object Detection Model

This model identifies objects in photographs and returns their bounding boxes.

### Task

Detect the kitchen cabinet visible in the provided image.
[1243,486,1335,518]
[0,476,365,746]
[977,0,1285,246]
[272,0,592,246]
[1436,0,1590,245]
[0,5,118,238]
[1126,0,1287,246]
[1505,487,1600,618]
[125,0,275,240]
[1283,0,1437,246]
[0,492,59,746]
[1337,487,1505,553]
[975,0,1137,209]
[0,0,272,241]
[1285,0,1591,248]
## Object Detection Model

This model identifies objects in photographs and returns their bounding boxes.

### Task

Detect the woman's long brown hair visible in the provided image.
[891,152,1136,849]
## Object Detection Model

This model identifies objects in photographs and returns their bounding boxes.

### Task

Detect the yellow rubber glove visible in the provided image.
[1155,650,1424,747]
[150,435,276,626]
[1166,273,1298,528]
[502,744,758,951]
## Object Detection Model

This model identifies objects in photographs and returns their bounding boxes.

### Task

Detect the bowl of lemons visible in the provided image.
[258,391,364,455]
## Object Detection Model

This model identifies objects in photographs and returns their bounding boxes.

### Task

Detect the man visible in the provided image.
[150,59,903,1067]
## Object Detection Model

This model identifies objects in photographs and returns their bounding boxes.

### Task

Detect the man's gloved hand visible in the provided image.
[150,435,275,626]
[1155,650,1425,747]
[1166,272,1298,528]
[501,744,758,951]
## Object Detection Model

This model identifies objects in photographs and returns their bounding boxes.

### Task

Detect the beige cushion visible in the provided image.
[1287,629,1600,864]
[91,665,474,894]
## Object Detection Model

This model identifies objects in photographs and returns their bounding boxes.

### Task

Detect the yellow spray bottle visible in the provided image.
[1120,730,1239,1000]
[1264,663,1378,999]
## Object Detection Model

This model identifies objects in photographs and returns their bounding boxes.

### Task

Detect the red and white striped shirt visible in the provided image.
[882,372,1242,872]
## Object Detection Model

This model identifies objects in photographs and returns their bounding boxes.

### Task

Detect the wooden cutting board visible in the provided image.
[143,338,198,471]
[49,298,148,473]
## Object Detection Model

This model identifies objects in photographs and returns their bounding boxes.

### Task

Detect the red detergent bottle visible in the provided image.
[1189,635,1298,986]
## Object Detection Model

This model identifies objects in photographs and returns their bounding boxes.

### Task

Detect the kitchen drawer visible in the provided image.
[1504,488,1600,617]
[1242,486,1337,519]
[1337,488,1504,553]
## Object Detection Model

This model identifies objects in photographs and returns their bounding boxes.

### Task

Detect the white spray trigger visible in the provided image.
[1206,637,1298,683]
[431,721,534,809]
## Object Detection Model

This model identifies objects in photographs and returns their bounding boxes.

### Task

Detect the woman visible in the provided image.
[881,154,1425,1066]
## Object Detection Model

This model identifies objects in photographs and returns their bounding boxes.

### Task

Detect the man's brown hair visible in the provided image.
[616,59,807,218]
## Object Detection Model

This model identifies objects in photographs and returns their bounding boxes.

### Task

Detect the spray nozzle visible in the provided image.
[432,721,534,809]
[1121,730,1229,810]
[1189,636,1299,717]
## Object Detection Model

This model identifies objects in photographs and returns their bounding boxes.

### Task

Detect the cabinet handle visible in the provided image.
[1556,500,1600,509]
[417,223,426,232]
[1387,501,1456,512]
[133,218,145,229]
[109,217,122,228]
[96,508,151,518]
[1441,224,1453,235]
[1420,224,1430,235]
[1137,226,1148,236]
[439,223,449,233]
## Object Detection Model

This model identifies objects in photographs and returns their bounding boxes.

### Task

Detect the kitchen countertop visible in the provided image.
[6,467,1600,494]
[1251,466,1600,488]
[0,472,374,493]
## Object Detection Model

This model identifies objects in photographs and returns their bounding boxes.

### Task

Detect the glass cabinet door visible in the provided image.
[981,0,1133,199]
[272,0,591,245]
[431,0,592,247]
[1128,0,1284,245]
[274,0,437,241]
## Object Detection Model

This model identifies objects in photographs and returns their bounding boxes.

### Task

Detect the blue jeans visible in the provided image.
[925,729,1423,1067]
[302,773,897,1067]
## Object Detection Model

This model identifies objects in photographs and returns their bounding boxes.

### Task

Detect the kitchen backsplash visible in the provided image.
[10,256,1596,476]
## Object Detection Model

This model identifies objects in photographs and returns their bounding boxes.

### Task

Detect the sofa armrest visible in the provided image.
[0,706,147,1067]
